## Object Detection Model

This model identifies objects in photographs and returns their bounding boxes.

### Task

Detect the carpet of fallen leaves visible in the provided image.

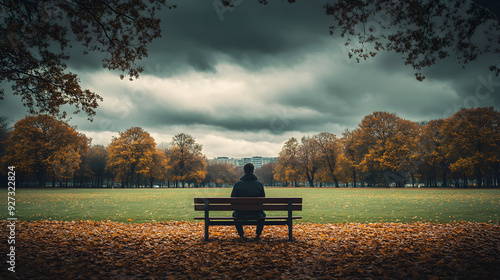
[1,221,499,280]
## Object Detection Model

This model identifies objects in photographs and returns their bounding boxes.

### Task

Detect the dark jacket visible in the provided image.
[231,173,266,218]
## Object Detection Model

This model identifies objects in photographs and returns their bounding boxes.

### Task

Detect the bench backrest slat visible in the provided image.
[194,197,301,204]
[194,197,302,212]
[194,204,302,211]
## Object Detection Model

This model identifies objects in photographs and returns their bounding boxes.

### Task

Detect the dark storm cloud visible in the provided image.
[6,0,499,88]
[418,55,500,116]
[141,0,332,74]
[142,109,326,133]
[64,0,332,75]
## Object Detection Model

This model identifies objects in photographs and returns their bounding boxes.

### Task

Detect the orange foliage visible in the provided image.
[314,132,341,187]
[1,115,89,186]
[442,107,500,186]
[205,163,239,186]
[357,112,420,178]
[106,127,157,187]
[297,136,322,188]
[276,108,499,187]
[274,137,302,185]
[166,133,207,185]
[5,221,499,279]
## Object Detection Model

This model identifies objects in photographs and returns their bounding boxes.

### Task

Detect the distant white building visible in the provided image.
[210,157,241,166]
[210,156,277,169]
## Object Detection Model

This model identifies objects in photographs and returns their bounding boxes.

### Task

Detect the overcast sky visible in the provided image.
[1,0,499,158]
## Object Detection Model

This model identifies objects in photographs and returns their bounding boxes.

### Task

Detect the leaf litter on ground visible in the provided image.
[1,221,499,279]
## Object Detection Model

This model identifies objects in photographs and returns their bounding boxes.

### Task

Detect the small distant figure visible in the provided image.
[231,163,266,240]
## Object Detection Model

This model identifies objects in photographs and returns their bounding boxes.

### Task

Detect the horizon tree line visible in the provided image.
[1,107,498,188]
[274,107,499,188]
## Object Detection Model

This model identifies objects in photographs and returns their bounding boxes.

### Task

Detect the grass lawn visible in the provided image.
[1,187,499,224]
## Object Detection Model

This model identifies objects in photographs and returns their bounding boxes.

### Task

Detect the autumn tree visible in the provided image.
[0,0,176,120]
[297,136,321,188]
[87,145,108,187]
[71,141,95,187]
[255,162,277,186]
[1,115,89,187]
[147,148,170,187]
[442,107,500,187]
[274,137,302,187]
[416,119,450,187]
[357,112,420,187]
[337,128,367,187]
[204,162,239,187]
[314,132,340,187]
[107,127,156,187]
[167,133,207,187]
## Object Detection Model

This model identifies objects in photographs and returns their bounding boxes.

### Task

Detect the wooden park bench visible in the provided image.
[194,197,302,241]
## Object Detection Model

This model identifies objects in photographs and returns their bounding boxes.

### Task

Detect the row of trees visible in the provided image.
[1,107,499,188]
[0,115,221,188]
[274,107,499,188]
[105,128,208,188]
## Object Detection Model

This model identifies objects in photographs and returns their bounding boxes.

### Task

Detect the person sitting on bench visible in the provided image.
[231,163,266,240]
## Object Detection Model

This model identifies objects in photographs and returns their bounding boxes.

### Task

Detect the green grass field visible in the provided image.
[1,188,499,224]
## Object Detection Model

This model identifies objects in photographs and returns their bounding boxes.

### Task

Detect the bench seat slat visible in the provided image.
[208,220,293,226]
[194,216,302,220]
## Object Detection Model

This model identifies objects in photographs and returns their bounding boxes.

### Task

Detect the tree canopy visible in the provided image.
[0,0,175,120]
[231,0,500,81]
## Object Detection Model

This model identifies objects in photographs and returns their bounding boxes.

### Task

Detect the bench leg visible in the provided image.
[204,222,209,241]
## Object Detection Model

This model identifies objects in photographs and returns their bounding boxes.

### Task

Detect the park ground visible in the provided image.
[1,188,499,223]
[1,188,499,279]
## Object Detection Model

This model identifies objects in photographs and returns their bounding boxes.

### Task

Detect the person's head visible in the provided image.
[243,163,255,174]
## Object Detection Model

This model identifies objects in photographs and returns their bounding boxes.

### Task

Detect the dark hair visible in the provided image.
[243,163,254,174]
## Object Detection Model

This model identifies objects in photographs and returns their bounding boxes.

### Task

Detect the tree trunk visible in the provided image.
[484,177,492,188]
[306,173,314,188]
[442,168,448,187]
[476,168,483,188]
[38,169,47,188]
[353,168,356,188]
